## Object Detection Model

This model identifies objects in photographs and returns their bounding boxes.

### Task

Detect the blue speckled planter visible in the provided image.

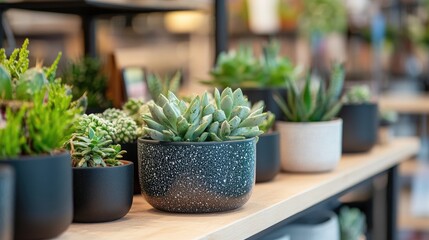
[137,138,257,213]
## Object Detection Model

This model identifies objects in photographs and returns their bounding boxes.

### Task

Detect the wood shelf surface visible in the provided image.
[379,94,429,114]
[59,138,419,240]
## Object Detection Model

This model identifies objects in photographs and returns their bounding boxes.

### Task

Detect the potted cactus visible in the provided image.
[66,114,133,223]
[274,63,344,172]
[138,88,267,213]
[203,41,296,120]
[339,206,367,240]
[100,100,147,194]
[0,40,84,239]
[254,102,280,183]
[338,85,378,153]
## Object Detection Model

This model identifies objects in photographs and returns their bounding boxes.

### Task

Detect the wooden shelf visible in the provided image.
[60,138,419,240]
[379,94,429,114]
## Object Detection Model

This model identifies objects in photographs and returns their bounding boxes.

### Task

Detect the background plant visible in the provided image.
[274,63,345,122]
[142,88,267,142]
[147,71,181,101]
[252,101,275,133]
[62,57,112,109]
[380,109,398,125]
[339,206,367,240]
[66,114,125,167]
[0,40,85,158]
[204,41,295,89]
[343,85,372,104]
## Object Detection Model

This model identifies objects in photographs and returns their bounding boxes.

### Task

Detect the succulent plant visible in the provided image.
[112,116,139,144]
[147,71,181,101]
[274,63,345,122]
[122,98,146,125]
[380,109,398,125]
[204,41,295,88]
[300,0,347,35]
[67,125,125,168]
[142,88,267,142]
[78,114,116,142]
[343,85,372,104]
[101,108,128,122]
[0,40,85,158]
[339,206,366,240]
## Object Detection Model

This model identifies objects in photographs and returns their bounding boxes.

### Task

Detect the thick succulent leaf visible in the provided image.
[209,121,220,134]
[143,115,166,132]
[201,92,210,106]
[169,71,181,94]
[210,133,222,141]
[273,94,293,120]
[242,129,264,138]
[184,122,199,140]
[228,116,241,130]
[167,91,179,103]
[309,80,326,121]
[203,103,216,116]
[219,121,231,138]
[178,100,188,114]
[177,116,189,136]
[221,95,233,119]
[321,101,342,121]
[147,74,163,100]
[213,110,227,122]
[157,94,169,107]
[232,88,246,107]
[148,104,170,127]
[239,113,267,128]
[248,106,263,118]
[198,132,209,142]
[184,96,200,124]
[231,106,251,120]
[144,127,165,141]
[163,102,180,127]
[251,101,265,112]
[225,136,246,141]
[214,88,221,109]
[193,114,213,138]
[162,130,175,140]
[220,87,233,100]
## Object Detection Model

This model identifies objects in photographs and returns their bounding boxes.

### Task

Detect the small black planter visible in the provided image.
[241,88,287,120]
[1,152,73,240]
[73,161,134,223]
[0,165,14,240]
[138,138,256,213]
[338,103,379,153]
[121,142,140,194]
[256,132,280,183]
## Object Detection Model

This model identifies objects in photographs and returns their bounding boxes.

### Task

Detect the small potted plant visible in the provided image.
[274,63,344,172]
[66,114,133,223]
[378,109,398,145]
[0,40,84,239]
[339,206,367,240]
[147,71,181,101]
[62,56,112,113]
[254,101,280,183]
[138,88,267,213]
[338,85,378,153]
[203,41,296,120]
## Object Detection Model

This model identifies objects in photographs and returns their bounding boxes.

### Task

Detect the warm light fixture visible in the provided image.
[164,11,205,33]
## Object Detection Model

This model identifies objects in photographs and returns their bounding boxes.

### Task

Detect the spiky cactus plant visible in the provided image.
[101,108,128,122]
[112,116,139,144]
[142,88,267,142]
[78,114,116,142]
[122,98,146,125]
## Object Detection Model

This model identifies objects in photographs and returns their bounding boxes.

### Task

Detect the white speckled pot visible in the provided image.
[276,119,342,172]
[281,211,339,240]
[137,138,257,213]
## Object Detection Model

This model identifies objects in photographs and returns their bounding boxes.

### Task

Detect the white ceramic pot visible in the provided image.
[276,119,342,172]
[282,211,340,240]
[247,0,280,34]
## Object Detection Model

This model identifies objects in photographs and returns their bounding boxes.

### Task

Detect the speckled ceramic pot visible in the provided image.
[137,138,257,213]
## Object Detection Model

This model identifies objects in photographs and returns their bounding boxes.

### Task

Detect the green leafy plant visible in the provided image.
[66,120,125,167]
[0,40,84,158]
[147,71,181,101]
[343,85,371,104]
[252,101,275,133]
[380,109,398,125]
[122,98,146,125]
[62,57,112,109]
[339,206,367,240]
[142,88,267,142]
[274,63,345,122]
[299,0,347,35]
[204,41,295,88]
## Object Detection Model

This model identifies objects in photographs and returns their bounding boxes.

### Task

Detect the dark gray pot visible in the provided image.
[0,165,14,240]
[1,152,72,240]
[256,132,280,183]
[120,142,140,194]
[241,88,287,120]
[73,161,134,223]
[137,138,257,213]
[338,103,379,153]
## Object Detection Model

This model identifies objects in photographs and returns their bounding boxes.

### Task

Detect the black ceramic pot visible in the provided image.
[121,142,140,194]
[338,103,379,153]
[241,88,287,120]
[1,152,72,240]
[73,161,134,223]
[138,138,256,213]
[256,132,280,183]
[0,165,14,240]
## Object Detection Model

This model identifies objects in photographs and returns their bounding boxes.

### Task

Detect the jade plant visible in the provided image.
[339,206,367,240]
[204,41,295,88]
[66,114,125,167]
[62,57,112,109]
[142,88,267,142]
[0,39,85,158]
[274,63,345,122]
[343,85,371,104]
[147,71,181,101]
